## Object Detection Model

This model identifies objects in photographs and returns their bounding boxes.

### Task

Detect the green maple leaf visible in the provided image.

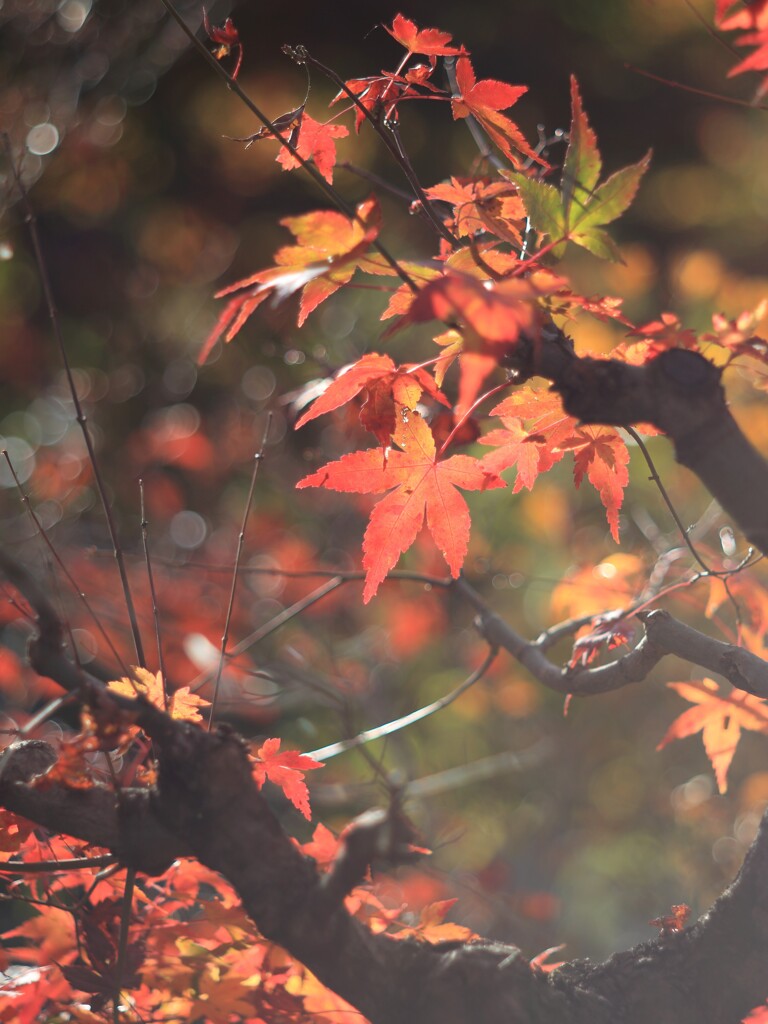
[508,76,650,261]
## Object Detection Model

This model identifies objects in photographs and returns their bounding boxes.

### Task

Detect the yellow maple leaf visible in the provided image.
[108,667,210,723]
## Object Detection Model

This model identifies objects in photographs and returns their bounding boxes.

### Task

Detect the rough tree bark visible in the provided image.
[2,339,768,1024]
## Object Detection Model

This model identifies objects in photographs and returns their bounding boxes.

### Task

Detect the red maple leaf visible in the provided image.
[199,197,380,363]
[560,426,630,543]
[230,110,347,181]
[450,56,539,167]
[481,387,630,541]
[294,352,449,444]
[334,76,392,132]
[568,610,633,668]
[203,9,243,79]
[251,738,324,820]
[275,112,349,182]
[657,678,768,793]
[297,409,505,601]
[332,56,445,133]
[716,1,768,99]
[384,13,464,57]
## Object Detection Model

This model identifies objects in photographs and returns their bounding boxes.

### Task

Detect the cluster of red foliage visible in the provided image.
[3,7,768,1024]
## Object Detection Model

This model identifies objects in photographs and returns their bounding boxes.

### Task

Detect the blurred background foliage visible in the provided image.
[2,0,768,964]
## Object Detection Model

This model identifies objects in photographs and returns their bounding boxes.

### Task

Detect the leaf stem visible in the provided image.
[157,1,418,292]
[297,48,458,246]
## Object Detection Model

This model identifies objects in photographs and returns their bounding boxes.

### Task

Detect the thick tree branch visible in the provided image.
[512,326,768,554]
[4,723,768,1024]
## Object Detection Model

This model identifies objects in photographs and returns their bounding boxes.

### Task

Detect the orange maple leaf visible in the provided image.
[529,944,567,974]
[275,112,349,182]
[424,177,525,242]
[299,823,341,870]
[481,386,629,541]
[480,388,573,490]
[401,272,541,347]
[450,56,539,167]
[297,408,505,601]
[199,197,381,362]
[393,898,476,944]
[294,352,449,444]
[560,426,630,543]
[108,667,210,723]
[0,809,34,854]
[384,13,464,57]
[251,738,324,820]
[32,735,99,790]
[657,678,768,793]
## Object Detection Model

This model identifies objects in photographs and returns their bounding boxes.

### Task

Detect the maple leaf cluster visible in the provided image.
[6,8,768,1024]
[197,11,768,609]
[195,9,768,815]
[200,19,666,600]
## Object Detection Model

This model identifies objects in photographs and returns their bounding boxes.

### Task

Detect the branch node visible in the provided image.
[319,802,424,910]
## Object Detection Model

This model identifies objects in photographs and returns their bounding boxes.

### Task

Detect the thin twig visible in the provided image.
[139,480,169,712]
[191,575,345,693]
[626,426,715,573]
[2,134,146,669]
[113,866,135,1024]
[157,1,418,292]
[207,415,272,729]
[339,162,414,201]
[295,48,458,247]
[0,854,117,873]
[679,0,742,60]
[307,646,498,761]
[625,62,768,111]
[152,560,450,586]
[311,740,553,807]
[2,449,129,676]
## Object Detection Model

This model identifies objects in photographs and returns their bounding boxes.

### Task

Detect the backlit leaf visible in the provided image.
[450,56,538,167]
[251,738,324,819]
[658,678,768,793]
[200,197,381,362]
[385,13,463,56]
[297,409,505,601]
[509,77,649,260]
[294,353,449,444]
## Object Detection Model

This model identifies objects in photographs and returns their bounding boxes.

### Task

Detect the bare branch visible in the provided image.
[307,646,498,761]
[454,577,768,698]
[511,329,768,555]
